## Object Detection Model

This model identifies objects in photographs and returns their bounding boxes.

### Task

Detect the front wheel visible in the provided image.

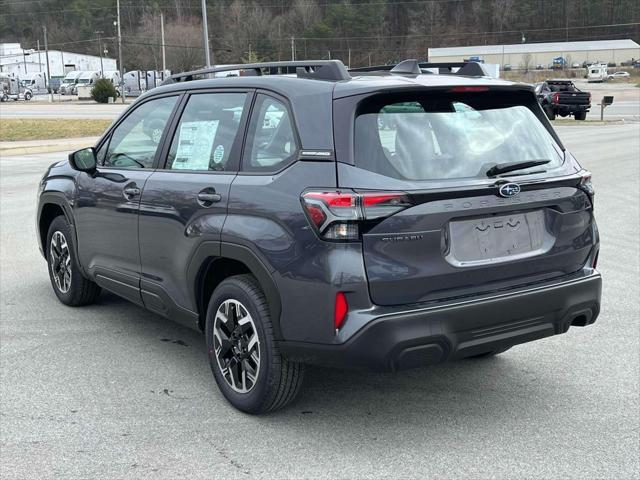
[205,274,304,413]
[24,91,32,101]
[46,216,101,306]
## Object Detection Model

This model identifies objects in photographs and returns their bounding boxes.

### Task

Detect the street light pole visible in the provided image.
[96,30,104,77]
[116,0,124,103]
[43,25,53,102]
[201,0,211,67]
[160,12,166,72]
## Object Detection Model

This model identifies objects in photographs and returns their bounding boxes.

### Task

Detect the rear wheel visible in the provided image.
[205,274,304,413]
[46,216,101,306]
[544,105,556,120]
[574,111,587,121]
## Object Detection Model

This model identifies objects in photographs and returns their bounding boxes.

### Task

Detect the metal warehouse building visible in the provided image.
[0,42,117,78]
[428,39,640,68]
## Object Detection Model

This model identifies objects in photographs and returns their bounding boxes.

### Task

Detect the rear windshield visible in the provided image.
[354,92,563,181]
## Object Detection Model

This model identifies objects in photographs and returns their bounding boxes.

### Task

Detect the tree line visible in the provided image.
[1,0,639,72]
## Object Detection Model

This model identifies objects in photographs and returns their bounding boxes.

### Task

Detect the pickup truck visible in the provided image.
[535,80,591,120]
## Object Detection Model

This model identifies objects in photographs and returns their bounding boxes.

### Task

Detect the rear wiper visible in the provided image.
[486,160,550,177]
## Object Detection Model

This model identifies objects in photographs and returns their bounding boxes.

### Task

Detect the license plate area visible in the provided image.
[445,210,555,267]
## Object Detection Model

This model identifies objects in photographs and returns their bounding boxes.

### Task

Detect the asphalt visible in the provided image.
[1,124,639,479]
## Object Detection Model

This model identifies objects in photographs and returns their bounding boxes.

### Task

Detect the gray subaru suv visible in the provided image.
[37,60,601,413]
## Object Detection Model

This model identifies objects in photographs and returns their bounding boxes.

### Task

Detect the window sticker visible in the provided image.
[172,120,219,170]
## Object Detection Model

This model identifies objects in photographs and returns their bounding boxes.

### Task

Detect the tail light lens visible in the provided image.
[552,92,561,103]
[579,171,595,207]
[301,190,411,241]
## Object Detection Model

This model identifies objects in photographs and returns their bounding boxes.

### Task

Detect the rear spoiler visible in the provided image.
[349,59,489,77]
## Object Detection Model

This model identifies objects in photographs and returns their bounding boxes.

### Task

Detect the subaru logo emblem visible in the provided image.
[499,183,521,198]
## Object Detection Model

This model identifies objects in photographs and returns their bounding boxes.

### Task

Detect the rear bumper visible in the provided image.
[280,271,602,371]
[555,104,590,113]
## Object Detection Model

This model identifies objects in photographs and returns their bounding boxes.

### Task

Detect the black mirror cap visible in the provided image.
[69,147,97,173]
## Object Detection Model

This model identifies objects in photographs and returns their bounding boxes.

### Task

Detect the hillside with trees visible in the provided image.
[1,0,639,72]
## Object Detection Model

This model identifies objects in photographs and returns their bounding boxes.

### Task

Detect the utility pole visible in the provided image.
[95,30,104,77]
[43,25,53,102]
[160,12,166,72]
[116,0,124,103]
[290,36,295,61]
[348,48,351,68]
[22,48,27,76]
[201,0,211,67]
[37,40,41,72]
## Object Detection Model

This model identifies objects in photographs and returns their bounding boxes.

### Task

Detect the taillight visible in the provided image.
[449,86,489,93]
[579,171,595,207]
[301,190,411,241]
[552,92,561,103]
[334,292,348,330]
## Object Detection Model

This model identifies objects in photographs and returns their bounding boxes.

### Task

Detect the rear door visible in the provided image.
[138,90,251,316]
[334,88,595,306]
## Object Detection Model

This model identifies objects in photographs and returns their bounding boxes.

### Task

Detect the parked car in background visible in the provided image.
[535,79,591,120]
[608,71,630,79]
[37,59,601,413]
[571,63,581,69]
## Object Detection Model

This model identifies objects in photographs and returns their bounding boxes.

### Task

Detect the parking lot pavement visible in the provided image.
[1,124,638,479]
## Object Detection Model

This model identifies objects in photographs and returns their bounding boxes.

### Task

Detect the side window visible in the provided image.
[243,94,298,172]
[104,95,178,169]
[167,92,247,171]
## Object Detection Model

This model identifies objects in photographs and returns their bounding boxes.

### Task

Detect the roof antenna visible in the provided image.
[390,59,421,75]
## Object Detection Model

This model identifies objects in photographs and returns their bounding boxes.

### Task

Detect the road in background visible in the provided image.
[1,124,639,479]
[1,102,128,119]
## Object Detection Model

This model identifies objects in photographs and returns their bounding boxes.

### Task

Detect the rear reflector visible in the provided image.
[334,292,348,330]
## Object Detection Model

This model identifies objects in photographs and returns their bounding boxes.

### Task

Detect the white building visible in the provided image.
[428,39,640,69]
[0,42,117,78]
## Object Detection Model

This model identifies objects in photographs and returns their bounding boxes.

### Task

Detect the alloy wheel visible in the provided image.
[50,231,72,293]
[213,299,261,393]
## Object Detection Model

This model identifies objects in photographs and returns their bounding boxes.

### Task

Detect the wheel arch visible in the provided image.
[38,193,75,260]
[192,243,283,338]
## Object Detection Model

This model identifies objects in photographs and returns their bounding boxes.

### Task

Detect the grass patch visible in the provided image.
[0,119,112,142]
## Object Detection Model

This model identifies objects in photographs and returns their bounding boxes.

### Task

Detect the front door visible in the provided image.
[74,94,180,304]
[138,91,251,318]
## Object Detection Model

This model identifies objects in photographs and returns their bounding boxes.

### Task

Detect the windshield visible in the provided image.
[76,78,92,84]
[354,93,563,181]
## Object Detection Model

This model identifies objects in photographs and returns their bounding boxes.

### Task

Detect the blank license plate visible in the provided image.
[447,210,552,266]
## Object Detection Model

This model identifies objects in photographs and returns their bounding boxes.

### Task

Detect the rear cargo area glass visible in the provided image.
[354,92,563,181]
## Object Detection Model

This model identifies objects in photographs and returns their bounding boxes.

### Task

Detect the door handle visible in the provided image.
[197,189,222,207]
[123,186,141,199]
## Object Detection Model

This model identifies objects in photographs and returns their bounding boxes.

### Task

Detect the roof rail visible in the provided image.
[350,60,489,77]
[163,60,351,85]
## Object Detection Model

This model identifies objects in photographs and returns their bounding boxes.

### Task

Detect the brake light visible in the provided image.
[301,190,411,241]
[580,171,595,206]
[552,92,561,104]
[449,86,489,93]
[334,292,348,330]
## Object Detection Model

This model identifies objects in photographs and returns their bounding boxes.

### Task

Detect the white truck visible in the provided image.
[59,71,82,95]
[587,63,608,83]
[103,70,122,94]
[75,71,100,99]
[123,71,147,96]
[20,72,47,95]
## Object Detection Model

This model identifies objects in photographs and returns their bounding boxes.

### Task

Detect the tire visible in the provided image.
[46,216,101,306]
[574,112,587,121]
[205,274,304,414]
[24,91,32,101]
[544,105,556,120]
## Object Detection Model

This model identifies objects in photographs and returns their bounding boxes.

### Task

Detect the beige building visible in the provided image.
[428,39,640,69]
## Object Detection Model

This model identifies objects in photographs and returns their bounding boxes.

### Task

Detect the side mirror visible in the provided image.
[69,147,97,173]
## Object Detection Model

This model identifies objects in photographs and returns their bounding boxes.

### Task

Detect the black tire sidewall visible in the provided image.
[205,277,276,413]
[46,216,84,305]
